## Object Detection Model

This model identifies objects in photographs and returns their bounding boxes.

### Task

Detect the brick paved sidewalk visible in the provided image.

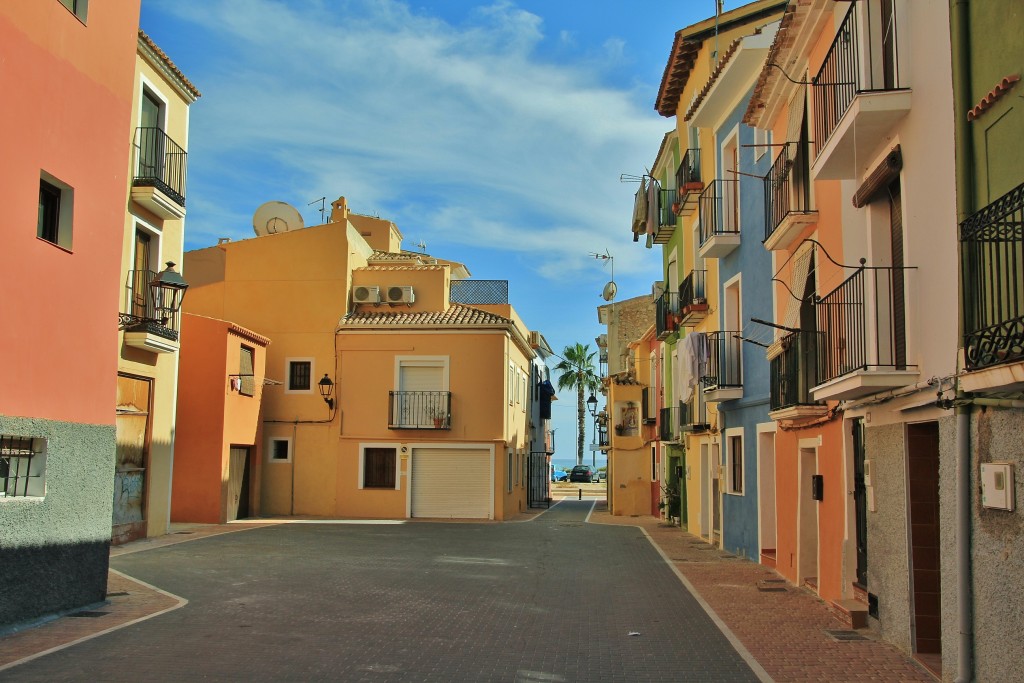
[592,505,937,683]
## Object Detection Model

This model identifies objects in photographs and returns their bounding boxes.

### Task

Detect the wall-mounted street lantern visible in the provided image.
[587,393,598,417]
[318,373,335,410]
[118,261,189,330]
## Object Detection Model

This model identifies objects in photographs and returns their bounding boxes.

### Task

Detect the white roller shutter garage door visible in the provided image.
[411,448,491,519]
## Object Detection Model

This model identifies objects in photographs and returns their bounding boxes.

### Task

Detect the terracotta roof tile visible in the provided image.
[138,30,201,99]
[356,264,447,272]
[339,304,511,328]
[684,35,747,122]
[968,74,1020,121]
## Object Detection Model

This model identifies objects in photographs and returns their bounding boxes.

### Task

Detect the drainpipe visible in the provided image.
[950,1,974,680]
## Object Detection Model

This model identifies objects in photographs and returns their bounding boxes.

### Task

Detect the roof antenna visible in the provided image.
[308,196,327,223]
[416,240,427,253]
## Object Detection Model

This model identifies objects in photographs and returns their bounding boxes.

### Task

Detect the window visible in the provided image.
[362,448,397,489]
[267,437,291,463]
[652,446,658,481]
[726,431,744,494]
[37,174,73,249]
[507,449,514,492]
[59,0,88,23]
[754,127,770,161]
[1,435,46,498]
[286,359,313,393]
[239,346,255,396]
[509,363,515,405]
[393,357,449,429]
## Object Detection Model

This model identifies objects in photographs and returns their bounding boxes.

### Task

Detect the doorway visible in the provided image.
[699,442,710,537]
[711,441,722,546]
[758,430,777,566]
[797,446,819,587]
[113,374,152,545]
[852,420,868,588]
[907,422,942,662]
[227,446,251,521]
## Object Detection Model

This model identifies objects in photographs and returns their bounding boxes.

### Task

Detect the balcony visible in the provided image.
[679,270,709,326]
[702,331,743,402]
[131,127,188,220]
[120,269,181,354]
[763,142,817,251]
[812,265,918,401]
[811,1,910,180]
[659,406,680,442]
[544,429,556,455]
[388,391,451,429]
[674,148,703,216]
[769,331,828,420]
[656,290,682,340]
[450,279,508,305]
[959,182,1024,392]
[654,188,679,244]
[681,395,710,432]
[698,179,740,259]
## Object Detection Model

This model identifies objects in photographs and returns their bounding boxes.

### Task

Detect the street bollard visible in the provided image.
[578,488,582,500]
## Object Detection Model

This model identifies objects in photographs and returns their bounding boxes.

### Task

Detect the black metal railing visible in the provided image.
[450,279,509,305]
[763,142,813,241]
[656,290,682,338]
[703,331,743,390]
[121,269,180,340]
[681,395,708,431]
[388,391,452,429]
[960,182,1024,370]
[770,331,824,411]
[815,264,910,384]
[133,127,187,207]
[680,269,707,308]
[659,188,678,229]
[659,406,681,441]
[699,179,740,245]
[813,1,903,155]
[677,148,701,187]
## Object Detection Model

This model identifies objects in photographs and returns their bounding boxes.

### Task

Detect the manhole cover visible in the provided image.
[825,629,867,642]
[174,531,195,535]
[68,611,109,618]
[107,591,130,597]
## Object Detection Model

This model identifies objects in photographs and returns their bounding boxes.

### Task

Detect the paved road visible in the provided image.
[1,502,761,682]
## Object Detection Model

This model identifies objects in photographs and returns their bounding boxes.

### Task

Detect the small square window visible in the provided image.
[37,174,73,250]
[59,0,88,23]
[288,360,312,392]
[1,435,47,498]
[268,438,291,463]
[239,346,255,396]
[363,448,396,489]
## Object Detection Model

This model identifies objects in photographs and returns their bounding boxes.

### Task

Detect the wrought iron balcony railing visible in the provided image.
[656,290,682,339]
[681,395,709,431]
[659,406,680,442]
[133,127,187,207]
[960,182,1024,370]
[815,263,910,384]
[120,269,180,340]
[764,142,813,241]
[812,0,903,156]
[388,391,452,429]
[450,280,509,305]
[699,179,740,246]
[702,331,743,390]
[770,331,825,412]
[680,269,707,309]
[676,148,701,187]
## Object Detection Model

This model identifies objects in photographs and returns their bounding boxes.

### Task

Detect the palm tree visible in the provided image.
[554,342,600,466]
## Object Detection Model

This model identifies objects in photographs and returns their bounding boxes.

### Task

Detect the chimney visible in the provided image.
[330,196,349,223]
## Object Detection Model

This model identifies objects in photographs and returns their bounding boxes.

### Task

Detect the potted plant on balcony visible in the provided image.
[432,409,447,429]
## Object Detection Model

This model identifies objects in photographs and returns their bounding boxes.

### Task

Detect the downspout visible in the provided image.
[950,1,974,680]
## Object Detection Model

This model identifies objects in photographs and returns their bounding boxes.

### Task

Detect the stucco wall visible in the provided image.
[865,422,912,651]
[0,417,115,627]
[940,408,1024,682]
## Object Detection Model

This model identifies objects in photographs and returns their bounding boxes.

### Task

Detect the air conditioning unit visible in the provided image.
[385,285,415,304]
[352,285,381,304]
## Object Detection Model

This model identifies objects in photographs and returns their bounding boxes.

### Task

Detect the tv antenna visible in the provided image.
[416,240,427,253]
[589,250,617,301]
[308,197,327,223]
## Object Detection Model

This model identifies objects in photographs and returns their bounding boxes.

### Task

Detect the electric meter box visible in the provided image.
[980,463,1015,512]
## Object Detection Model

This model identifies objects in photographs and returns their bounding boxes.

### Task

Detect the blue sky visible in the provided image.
[140,0,741,466]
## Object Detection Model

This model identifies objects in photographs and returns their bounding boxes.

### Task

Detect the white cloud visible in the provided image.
[151,0,667,278]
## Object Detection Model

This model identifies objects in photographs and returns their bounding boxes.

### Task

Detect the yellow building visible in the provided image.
[114,31,200,543]
[183,197,539,520]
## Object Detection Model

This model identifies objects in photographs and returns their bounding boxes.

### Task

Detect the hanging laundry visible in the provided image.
[632,177,648,241]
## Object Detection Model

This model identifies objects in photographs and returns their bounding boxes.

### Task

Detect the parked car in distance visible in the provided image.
[596,470,607,483]
[569,465,596,483]
[552,469,569,482]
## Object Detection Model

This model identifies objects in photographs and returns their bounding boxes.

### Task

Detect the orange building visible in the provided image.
[0,0,142,627]
[172,315,269,523]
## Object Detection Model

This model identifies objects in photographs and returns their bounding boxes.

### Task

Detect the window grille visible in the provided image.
[1,435,45,497]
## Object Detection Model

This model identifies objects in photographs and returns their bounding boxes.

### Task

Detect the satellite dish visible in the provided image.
[253,201,304,236]
[602,281,617,302]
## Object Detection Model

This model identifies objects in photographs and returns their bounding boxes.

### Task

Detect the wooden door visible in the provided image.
[113,375,151,544]
[227,447,250,522]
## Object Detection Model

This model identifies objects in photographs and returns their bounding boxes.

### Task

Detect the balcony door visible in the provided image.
[397,359,446,428]
[131,230,152,320]
[138,90,165,180]
[888,179,907,369]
